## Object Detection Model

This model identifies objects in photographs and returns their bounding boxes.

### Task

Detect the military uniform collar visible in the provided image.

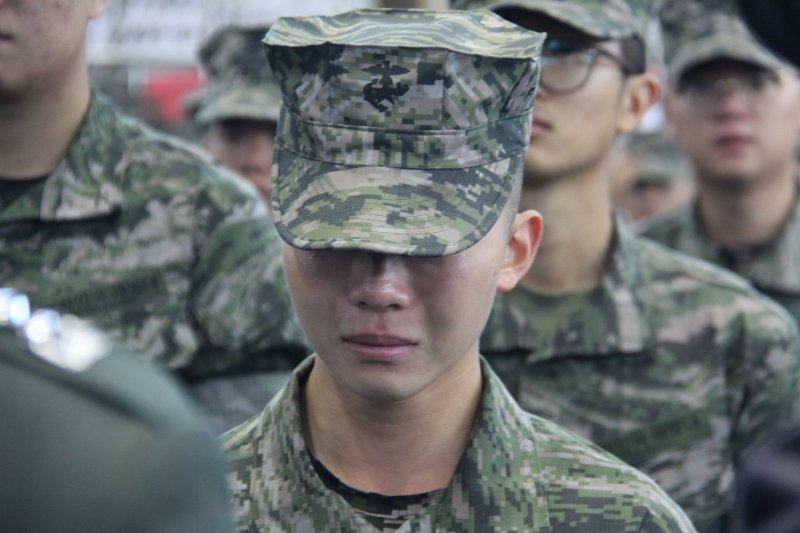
[0,95,124,224]
[482,215,655,360]
[678,191,800,293]
[250,355,551,530]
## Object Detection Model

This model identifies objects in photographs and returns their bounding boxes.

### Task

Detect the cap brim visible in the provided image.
[671,34,783,81]
[272,148,520,257]
[195,87,281,124]
[485,0,637,40]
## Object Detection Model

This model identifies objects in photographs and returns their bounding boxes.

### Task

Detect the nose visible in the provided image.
[349,253,412,313]
[239,133,273,176]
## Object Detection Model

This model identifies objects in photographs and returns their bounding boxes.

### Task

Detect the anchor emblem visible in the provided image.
[363,61,410,112]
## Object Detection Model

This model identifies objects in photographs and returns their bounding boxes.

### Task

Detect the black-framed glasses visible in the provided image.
[540,39,629,94]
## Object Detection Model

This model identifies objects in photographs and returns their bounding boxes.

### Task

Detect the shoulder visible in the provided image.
[628,235,799,343]
[635,207,694,244]
[91,95,263,209]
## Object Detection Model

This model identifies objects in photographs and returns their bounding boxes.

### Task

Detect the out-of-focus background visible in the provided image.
[87,0,447,138]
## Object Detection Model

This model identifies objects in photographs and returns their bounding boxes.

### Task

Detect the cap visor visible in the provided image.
[272,149,520,257]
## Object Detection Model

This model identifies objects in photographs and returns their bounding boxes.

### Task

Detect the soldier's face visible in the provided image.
[0,0,106,97]
[282,208,529,404]
[668,61,800,185]
[506,19,637,183]
[203,119,276,206]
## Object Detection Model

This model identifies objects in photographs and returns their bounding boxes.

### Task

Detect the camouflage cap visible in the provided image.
[667,11,785,83]
[195,25,281,124]
[264,8,544,256]
[450,0,656,42]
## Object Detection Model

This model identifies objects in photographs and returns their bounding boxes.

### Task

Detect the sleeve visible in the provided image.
[731,300,800,465]
[186,169,309,379]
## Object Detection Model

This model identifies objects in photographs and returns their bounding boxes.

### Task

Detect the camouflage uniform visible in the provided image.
[224,8,695,531]
[638,13,800,326]
[0,95,307,382]
[481,221,800,531]
[450,1,800,531]
[639,200,800,326]
[225,357,696,532]
[195,25,282,125]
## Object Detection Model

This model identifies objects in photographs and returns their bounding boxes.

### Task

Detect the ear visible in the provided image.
[617,72,661,133]
[496,209,543,293]
[88,0,108,19]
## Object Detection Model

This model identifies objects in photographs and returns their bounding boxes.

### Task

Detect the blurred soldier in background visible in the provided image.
[0,289,231,532]
[194,25,280,207]
[610,130,694,220]
[0,0,308,428]
[452,0,800,530]
[640,10,800,325]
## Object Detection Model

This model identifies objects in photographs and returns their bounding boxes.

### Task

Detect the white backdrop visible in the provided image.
[87,0,376,66]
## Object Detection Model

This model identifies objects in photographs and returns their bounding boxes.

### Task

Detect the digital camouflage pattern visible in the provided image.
[481,221,800,532]
[638,192,800,327]
[0,95,308,381]
[224,357,697,532]
[264,8,543,256]
[450,0,657,42]
[661,7,784,82]
[196,25,282,124]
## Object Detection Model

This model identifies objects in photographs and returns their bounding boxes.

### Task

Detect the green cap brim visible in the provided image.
[475,0,638,40]
[272,150,521,257]
[195,86,281,124]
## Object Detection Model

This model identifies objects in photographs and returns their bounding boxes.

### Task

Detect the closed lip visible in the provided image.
[342,333,419,360]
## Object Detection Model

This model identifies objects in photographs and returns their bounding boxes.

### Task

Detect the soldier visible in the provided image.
[195,25,280,207]
[449,0,800,530]
[0,289,231,532]
[638,11,800,325]
[223,8,695,532]
[610,131,694,221]
[0,0,308,419]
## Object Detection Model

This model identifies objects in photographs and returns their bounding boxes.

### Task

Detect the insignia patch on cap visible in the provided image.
[363,61,410,112]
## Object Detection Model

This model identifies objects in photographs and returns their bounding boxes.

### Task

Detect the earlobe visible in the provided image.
[496,210,543,293]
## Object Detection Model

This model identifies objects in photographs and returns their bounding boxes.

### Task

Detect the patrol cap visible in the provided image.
[626,132,690,185]
[450,0,653,42]
[195,25,281,124]
[264,8,544,256]
[669,12,784,83]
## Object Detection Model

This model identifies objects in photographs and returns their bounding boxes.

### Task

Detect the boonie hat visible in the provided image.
[265,8,544,256]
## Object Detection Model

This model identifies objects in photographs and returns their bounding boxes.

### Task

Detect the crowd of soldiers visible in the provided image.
[1,0,799,532]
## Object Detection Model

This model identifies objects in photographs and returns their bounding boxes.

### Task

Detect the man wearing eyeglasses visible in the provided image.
[639,12,800,329]
[451,1,800,531]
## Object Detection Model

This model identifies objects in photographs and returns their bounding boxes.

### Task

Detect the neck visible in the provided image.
[521,165,614,293]
[696,162,798,248]
[303,353,482,496]
[0,62,92,180]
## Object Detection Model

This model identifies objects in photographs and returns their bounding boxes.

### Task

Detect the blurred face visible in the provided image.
[203,118,276,204]
[0,0,106,97]
[503,15,631,182]
[283,210,518,403]
[669,60,800,186]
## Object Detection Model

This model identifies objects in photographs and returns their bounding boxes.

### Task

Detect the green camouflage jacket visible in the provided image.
[480,221,800,532]
[223,356,696,532]
[0,95,306,381]
[638,198,800,325]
